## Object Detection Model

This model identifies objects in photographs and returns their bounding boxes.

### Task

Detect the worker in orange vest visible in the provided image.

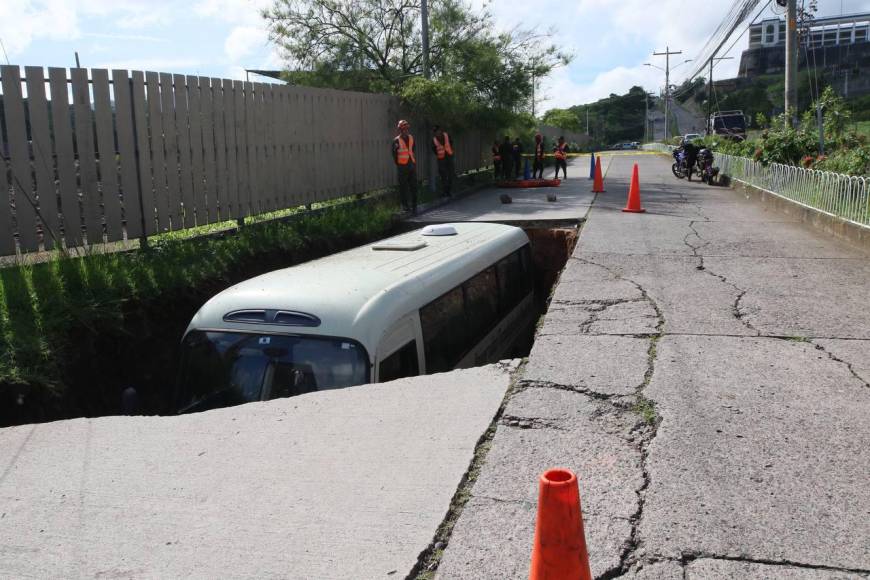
[392,119,417,213]
[553,136,569,179]
[432,126,455,197]
[491,140,502,179]
[532,133,546,179]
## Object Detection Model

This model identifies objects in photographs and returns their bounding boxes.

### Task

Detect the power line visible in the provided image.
[669,0,772,102]
[680,0,769,83]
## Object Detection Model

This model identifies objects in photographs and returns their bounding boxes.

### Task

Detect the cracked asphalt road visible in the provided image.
[436,154,870,579]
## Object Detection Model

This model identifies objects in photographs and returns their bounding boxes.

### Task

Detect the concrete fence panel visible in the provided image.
[0,64,493,256]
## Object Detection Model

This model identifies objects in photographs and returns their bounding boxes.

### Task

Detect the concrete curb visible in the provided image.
[729,180,870,251]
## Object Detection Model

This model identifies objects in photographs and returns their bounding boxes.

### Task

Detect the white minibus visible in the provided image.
[176,222,535,413]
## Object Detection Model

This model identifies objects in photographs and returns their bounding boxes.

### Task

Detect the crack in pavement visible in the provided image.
[517,379,625,402]
[810,341,870,390]
[499,415,568,431]
[677,552,870,576]
[569,255,666,578]
[680,220,761,336]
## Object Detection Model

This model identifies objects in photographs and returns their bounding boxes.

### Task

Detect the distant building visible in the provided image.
[739,12,870,96]
[748,12,869,50]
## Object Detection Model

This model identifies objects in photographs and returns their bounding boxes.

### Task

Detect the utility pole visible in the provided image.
[420,0,436,193]
[421,0,430,79]
[586,108,589,135]
[785,0,798,126]
[644,92,656,142]
[706,56,733,134]
[653,46,682,141]
[645,93,649,142]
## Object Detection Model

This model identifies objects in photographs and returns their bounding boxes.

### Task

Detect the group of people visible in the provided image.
[392,120,455,214]
[491,134,570,181]
[391,120,573,215]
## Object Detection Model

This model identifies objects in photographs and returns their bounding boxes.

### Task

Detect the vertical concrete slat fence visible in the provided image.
[0,64,491,257]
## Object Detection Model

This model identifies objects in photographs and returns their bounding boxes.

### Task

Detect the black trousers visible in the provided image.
[532,158,544,179]
[554,159,567,179]
[437,156,455,197]
[397,163,417,211]
[493,160,501,179]
[502,158,513,180]
[513,157,522,178]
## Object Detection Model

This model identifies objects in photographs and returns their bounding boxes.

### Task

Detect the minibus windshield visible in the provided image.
[177,331,370,413]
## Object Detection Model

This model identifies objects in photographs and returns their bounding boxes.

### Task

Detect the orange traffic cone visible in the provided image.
[592,156,605,193]
[622,163,646,213]
[529,469,592,580]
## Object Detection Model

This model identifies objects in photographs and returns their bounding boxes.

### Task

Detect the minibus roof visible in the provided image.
[186,222,530,358]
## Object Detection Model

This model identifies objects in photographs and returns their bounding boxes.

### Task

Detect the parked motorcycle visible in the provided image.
[672,147,688,179]
[696,148,719,185]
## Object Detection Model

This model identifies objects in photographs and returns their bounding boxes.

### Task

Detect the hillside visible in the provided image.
[541,86,647,148]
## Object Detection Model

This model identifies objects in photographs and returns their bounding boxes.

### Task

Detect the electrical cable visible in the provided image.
[680,0,770,83]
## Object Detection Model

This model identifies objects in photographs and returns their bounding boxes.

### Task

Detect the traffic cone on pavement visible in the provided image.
[588,152,596,179]
[622,163,646,213]
[529,469,592,580]
[592,156,605,193]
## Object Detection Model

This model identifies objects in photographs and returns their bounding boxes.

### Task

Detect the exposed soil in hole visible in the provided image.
[503,226,578,358]
[525,226,578,309]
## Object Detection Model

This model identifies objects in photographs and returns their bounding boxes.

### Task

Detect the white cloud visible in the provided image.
[538,64,664,112]
[194,0,270,24]
[0,0,80,56]
[225,25,267,60]
[94,57,202,72]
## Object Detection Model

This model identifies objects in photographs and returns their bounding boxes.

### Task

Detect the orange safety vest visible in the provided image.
[492,146,501,162]
[433,133,454,160]
[554,143,568,160]
[395,135,416,165]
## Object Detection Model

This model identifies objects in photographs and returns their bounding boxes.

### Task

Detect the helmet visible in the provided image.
[397,119,410,129]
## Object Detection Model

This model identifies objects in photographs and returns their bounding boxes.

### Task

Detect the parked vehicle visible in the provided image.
[709,111,747,141]
[672,147,688,179]
[696,148,719,185]
[175,222,537,413]
[682,133,702,143]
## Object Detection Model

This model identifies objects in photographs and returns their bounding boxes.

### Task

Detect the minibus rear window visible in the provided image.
[177,331,370,413]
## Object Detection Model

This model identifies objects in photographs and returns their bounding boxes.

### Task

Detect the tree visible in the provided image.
[541,109,581,132]
[262,0,570,127]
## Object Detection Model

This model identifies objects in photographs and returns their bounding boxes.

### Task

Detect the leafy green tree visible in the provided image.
[262,0,570,127]
[541,108,581,132]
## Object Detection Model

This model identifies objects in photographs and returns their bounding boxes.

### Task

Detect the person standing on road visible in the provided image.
[432,126,455,198]
[553,136,569,179]
[512,137,524,179]
[681,138,700,181]
[532,133,545,179]
[499,136,513,181]
[491,140,502,180]
[392,120,417,213]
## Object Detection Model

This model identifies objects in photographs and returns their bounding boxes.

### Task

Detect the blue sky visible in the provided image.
[2,0,869,112]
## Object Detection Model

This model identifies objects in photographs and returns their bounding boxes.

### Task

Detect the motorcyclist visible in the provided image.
[680,138,700,180]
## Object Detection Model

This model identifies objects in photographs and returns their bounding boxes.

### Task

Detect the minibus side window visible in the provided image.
[519,245,534,295]
[496,251,524,314]
[463,266,499,346]
[421,286,467,373]
[379,340,420,383]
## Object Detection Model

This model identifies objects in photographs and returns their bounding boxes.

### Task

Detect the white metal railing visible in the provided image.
[642,143,870,228]
[642,143,675,154]
[714,153,870,228]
